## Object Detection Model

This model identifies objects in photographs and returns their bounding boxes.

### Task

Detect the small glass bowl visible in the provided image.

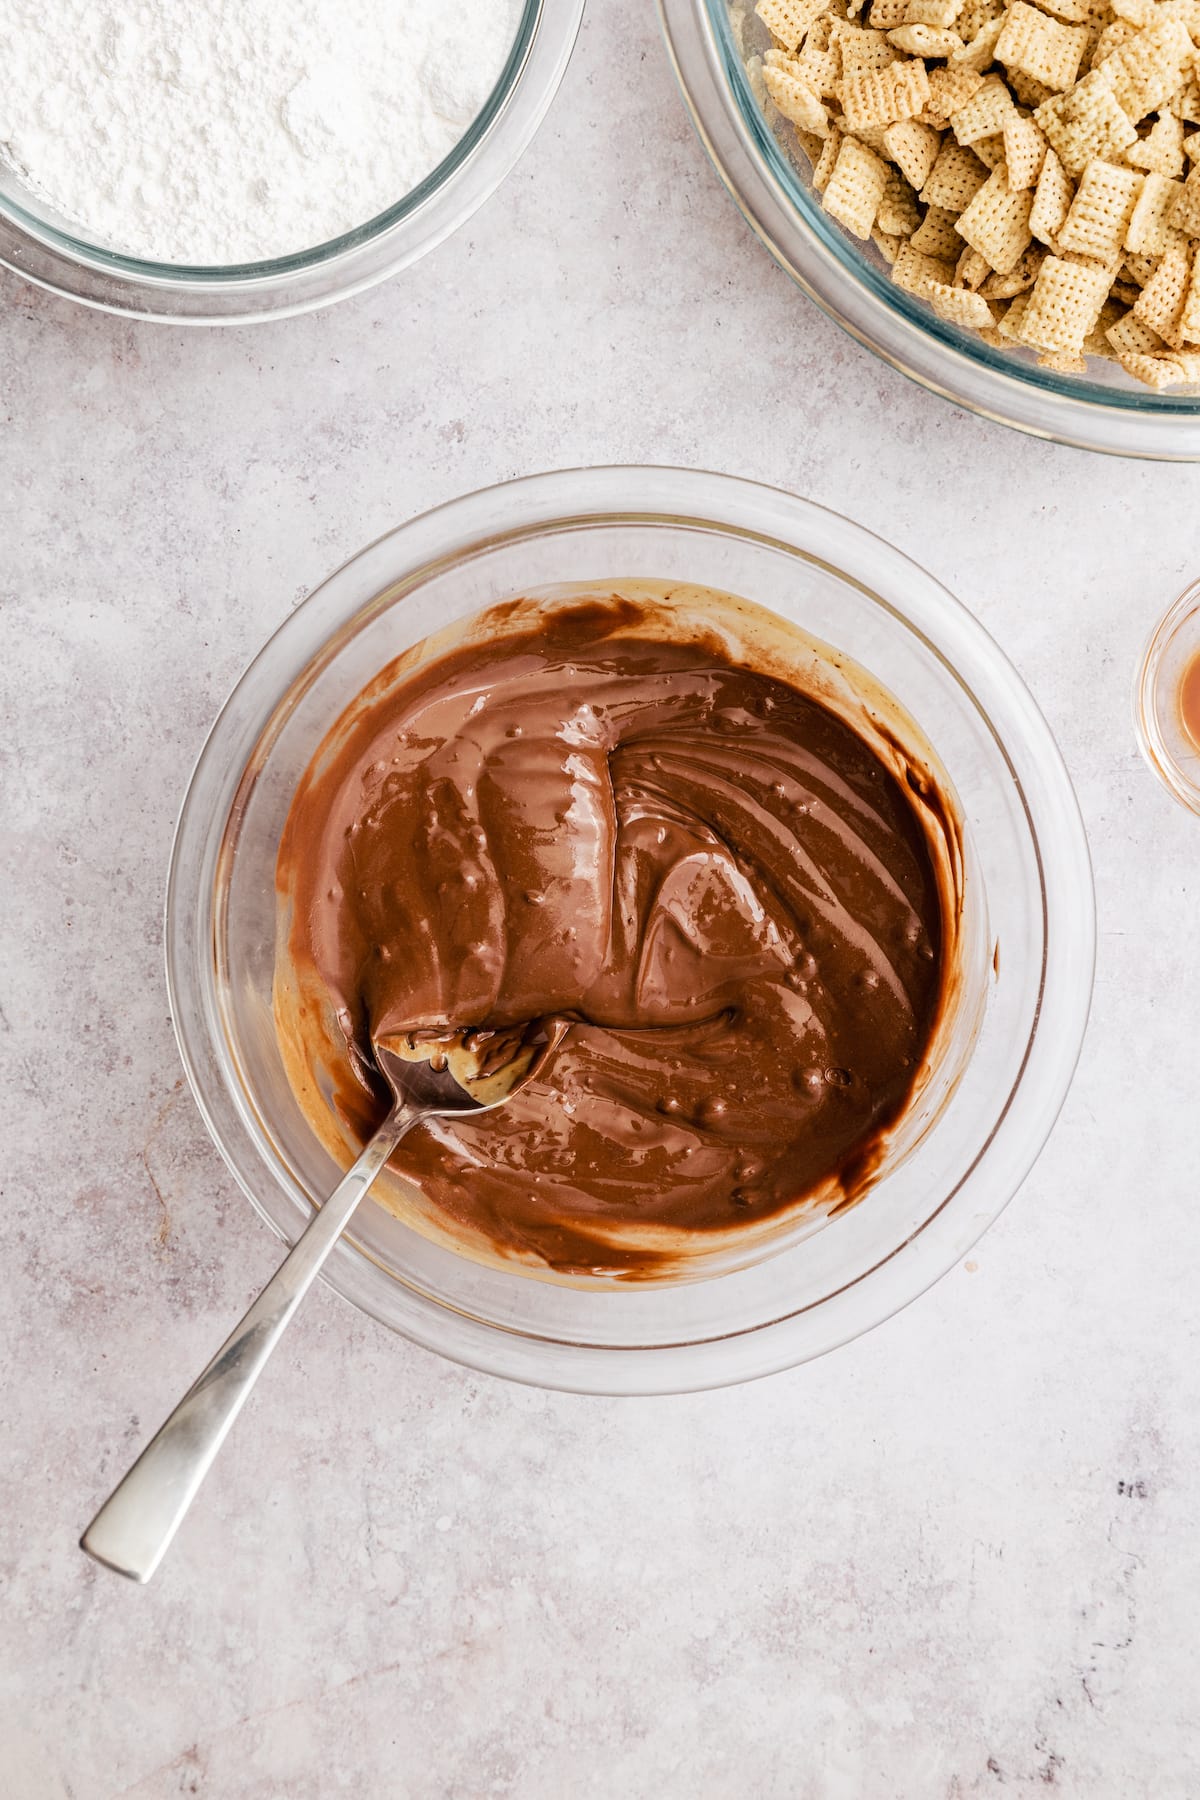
[0,0,582,325]
[166,466,1095,1393]
[1135,577,1200,816]
[657,0,1200,461]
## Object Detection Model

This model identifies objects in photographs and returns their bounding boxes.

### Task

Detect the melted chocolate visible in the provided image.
[275,595,952,1277]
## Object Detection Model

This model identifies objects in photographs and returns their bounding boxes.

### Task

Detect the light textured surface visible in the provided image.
[2,5,1199,1796]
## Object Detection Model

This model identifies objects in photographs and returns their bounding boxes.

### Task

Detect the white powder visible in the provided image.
[0,0,523,264]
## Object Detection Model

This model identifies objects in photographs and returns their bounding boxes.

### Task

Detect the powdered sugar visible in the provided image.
[0,0,523,264]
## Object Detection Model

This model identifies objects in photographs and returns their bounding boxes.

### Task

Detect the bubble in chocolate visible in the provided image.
[793,1067,825,1094]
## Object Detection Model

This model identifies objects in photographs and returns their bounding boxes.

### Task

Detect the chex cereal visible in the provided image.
[995,4,1089,92]
[1055,158,1143,260]
[749,0,1200,386]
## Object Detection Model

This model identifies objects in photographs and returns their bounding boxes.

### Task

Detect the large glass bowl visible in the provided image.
[0,0,582,325]
[657,0,1200,461]
[167,466,1095,1393]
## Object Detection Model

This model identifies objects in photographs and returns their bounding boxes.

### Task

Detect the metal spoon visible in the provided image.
[80,1019,566,1584]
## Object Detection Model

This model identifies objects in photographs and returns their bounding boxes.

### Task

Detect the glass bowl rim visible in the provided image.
[0,0,583,322]
[166,464,1097,1392]
[656,0,1200,459]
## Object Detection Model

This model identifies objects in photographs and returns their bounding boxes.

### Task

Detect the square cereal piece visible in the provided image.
[971,131,1008,168]
[1121,252,1157,284]
[1100,21,1195,124]
[1125,110,1186,177]
[1165,350,1200,385]
[997,289,1033,335]
[1133,233,1191,342]
[995,3,1089,92]
[764,57,833,133]
[1109,0,1156,26]
[951,73,1018,144]
[757,0,827,51]
[872,226,905,260]
[1035,71,1138,175]
[889,22,966,52]
[906,0,966,24]
[1120,348,1200,385]
[822,134,891,234]
[1091,21,1140,65]
[1106,308,1165,355]
[927,279,999,323]
[877,165,925,233]
[955,160,1036,269]
[868,0,912,25]
[1030,143,1075,240]
[840,59,932,131]
[892,22,964,53]
[956,243,994,284]
[1168,165,1200,235]
[1018,253,1113,349]
[1056,159,1143,261]
[957,0,1007,39]
[1035,0,1099,22]
[980,242,1045,291]
[1187,135,1200,167]
[1085,298,1125,358]
[921,67,985,128]
[1125,170,1185,253]
[912,202,969,256]
[1003,113,1049,187]
[794,128,825,167]
[1095,20,1194,126]
[1007,69,1057,109]
[920,137,991,207]
[794,21,842,97]
[1180,243,1200,342]
[884,117,944,186]
[813,123,845,189]
[1037,348,1090,370]
[1171,82,1200,128]
[950,16,1008,72]
[891,240,959,294]
[833,23,903,74]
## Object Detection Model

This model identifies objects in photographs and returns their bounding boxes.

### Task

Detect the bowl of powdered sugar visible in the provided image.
[0,0,583,323]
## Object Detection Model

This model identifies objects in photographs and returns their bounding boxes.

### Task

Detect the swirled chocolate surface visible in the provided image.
[275,592,953,1277]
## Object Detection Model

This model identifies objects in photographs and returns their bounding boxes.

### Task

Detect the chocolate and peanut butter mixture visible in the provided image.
[275,594,953,1277]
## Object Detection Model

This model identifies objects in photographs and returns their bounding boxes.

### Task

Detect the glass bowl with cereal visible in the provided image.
[659,0,1200,457]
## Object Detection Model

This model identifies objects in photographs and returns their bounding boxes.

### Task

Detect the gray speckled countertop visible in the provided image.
[3,5,1199,1797]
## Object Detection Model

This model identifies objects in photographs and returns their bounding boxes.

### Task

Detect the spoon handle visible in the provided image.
[80,1104,418,1584]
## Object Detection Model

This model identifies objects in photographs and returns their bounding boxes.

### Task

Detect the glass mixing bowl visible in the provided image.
[657,0,1200,461]
[0,0,582,325]
[167,466,1095,1393]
